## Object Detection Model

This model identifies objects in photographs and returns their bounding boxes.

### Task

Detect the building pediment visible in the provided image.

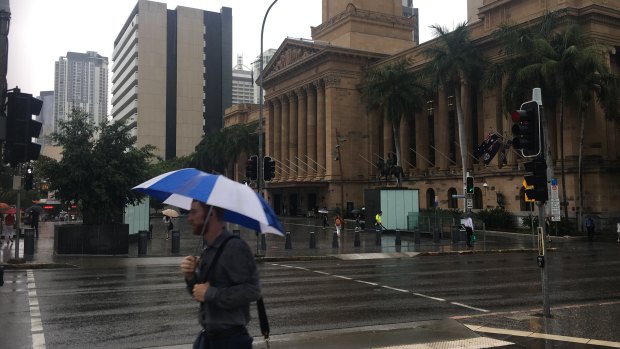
[262,39,322,80]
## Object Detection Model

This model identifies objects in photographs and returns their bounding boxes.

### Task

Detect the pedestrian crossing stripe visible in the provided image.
[373,337,513,348]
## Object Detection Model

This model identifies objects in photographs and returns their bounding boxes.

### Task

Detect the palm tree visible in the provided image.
[423,22,485,192]
[361,59,426,168]
[193,124,258,177]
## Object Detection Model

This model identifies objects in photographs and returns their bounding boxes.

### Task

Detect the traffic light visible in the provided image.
[24,167,34,191]
[245,155,258,180]
[4,90,43,167]
[263,156,276,181]
[511,100,541,158]
[523,157,548,202]
[466,176,474,194]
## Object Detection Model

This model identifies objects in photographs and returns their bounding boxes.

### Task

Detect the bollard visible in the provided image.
[23,228,35,256]
[332,231,339,248]
[452,226,459,243]
[148,224,153,240]
[395,229,401,246]
[414,228,421,244]
[171,230,180,254]
[354,227,361,247]
[433,227,441,243]
[233,229,241,236]
[138,230,148,256]
[375,228,381,246]
[309,231,316,249]
[285,232,292,249]
[260,233,267,251]
[0,265,4,287]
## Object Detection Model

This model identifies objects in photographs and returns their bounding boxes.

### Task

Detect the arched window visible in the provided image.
[426,188,435,209]
[519,187,534,211]
[447,188,457,208]
[474,187,483,209]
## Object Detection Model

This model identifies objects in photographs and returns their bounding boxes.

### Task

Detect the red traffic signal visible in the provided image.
[4,89,43,167]
[245,155,258,181]
[511,100,541,158]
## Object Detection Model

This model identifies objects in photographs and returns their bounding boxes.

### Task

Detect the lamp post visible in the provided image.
[258,0,279,196]
[0,0,10,114]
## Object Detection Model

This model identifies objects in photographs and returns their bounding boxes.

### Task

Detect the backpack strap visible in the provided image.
[202,235,270,341]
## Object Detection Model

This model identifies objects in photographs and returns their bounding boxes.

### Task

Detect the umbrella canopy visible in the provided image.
[133,168,284,236]
[351,208,360,215]
[4,208,18,215]
[26,205,44,214]
[0,203,9,210]
[161,208,180,218]
[318,208,328,214]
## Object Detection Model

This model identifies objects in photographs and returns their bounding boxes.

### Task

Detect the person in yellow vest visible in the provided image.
[375,211,382,229]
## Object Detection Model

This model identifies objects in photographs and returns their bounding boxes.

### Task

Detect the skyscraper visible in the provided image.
[232,54,253,105]
[54,51,108,128]
[111,0,232,160]
[37,90,54,146]
[252,48,277,104]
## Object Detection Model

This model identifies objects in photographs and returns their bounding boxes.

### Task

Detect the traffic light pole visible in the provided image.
[14,166,21,259]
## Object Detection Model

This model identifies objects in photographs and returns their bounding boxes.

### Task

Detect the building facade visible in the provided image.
[224,0,620,230]
[54,51,108,130]
[37,90,54,146]
[232,54,253,105]
[111,0,232,160]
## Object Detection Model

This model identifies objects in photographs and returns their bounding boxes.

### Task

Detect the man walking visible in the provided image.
[180,200,260,349]
[463,214,474,248]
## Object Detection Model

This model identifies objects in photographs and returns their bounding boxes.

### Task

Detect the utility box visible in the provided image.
[364,188,419,230]
[124,198,150,237]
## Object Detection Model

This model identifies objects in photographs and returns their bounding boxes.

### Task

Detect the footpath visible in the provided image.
[2,219,619,349]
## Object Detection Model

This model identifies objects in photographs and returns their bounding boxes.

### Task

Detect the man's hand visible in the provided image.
[192,283,210,302]
[180,256,198,280]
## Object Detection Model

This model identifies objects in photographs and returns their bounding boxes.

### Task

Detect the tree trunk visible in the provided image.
[560,99,569,221]
[393,122,401,167]
[577,103,586,233]
[454,87,468,193]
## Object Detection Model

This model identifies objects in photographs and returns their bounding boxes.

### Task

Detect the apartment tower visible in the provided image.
[54,51,108,129]
[111,0,232,159]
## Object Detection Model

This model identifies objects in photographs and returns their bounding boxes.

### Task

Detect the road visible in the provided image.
[1,241,619,348]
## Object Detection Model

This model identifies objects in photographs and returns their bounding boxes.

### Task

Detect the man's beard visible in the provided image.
[193,220,207,236]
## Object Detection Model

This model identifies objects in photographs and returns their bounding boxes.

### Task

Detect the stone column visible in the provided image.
[435,92,449,170]
[273,98,281,180]
[297,87,307,180]
[288,91,298,180]
[316,81,326,179]
[417,110,430,171]
[281,95,289,181]
[306,84,317,180]
[399,117,410,172]
[267,101,274,160]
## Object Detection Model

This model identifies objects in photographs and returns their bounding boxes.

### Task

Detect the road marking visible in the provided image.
[376,337,513,348]
[271,263,488,313]
[450,302,490,313]
[27,270,46,349]
[465,324,620,348]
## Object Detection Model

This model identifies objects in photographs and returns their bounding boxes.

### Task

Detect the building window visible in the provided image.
[474,187,483,209]
[447,188,457,208]
[426,188,436,209]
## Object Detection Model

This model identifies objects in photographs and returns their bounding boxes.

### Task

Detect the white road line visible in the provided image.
[451,302,490,313]
[412,292,446,302]
[27,270,46,349]
[270,264,492,313]
[465,324,620,348]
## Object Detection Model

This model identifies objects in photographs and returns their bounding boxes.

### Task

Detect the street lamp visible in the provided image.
[258,0,279,196]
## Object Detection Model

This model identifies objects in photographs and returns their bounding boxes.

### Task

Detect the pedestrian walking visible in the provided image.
[163,215,173,240]
[616,222,619,243]
[30,210,40,238]
[463,214,474,247]
[375,210,383,229]
[585,216,595,241]
[180,200,260,349]
[334,214,343,237]
[4,213,15,244]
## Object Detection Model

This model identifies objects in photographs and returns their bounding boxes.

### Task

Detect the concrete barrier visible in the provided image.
[354,227,361,247]
[309,232,316,248]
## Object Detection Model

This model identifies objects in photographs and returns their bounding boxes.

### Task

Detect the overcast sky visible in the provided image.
[6,0,467,97]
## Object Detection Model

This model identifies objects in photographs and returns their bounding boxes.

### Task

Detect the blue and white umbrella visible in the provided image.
[133,168,284,236]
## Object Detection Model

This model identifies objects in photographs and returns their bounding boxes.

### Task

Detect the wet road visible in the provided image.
[1,241,619,348]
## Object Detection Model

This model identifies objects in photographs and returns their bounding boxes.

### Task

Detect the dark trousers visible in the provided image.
[465,227,473,246]
[193,330,252,349]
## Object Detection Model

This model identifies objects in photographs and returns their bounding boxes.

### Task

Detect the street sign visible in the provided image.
[550,178,561,222]
[466,198,473,209]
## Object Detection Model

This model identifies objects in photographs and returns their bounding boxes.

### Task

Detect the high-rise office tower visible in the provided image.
[111,0,232,160]
[54,51,108,128]
[232,54,253,105]
[252,48,277,104]
[37,90,54,146]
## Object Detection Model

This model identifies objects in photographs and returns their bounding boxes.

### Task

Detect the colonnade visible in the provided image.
[266,80,328,182]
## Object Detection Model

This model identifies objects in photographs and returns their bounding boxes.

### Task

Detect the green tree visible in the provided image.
[192,124,258,176]
[423,22,485,192]
[361,59,426,167]
[39,108,155,225]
